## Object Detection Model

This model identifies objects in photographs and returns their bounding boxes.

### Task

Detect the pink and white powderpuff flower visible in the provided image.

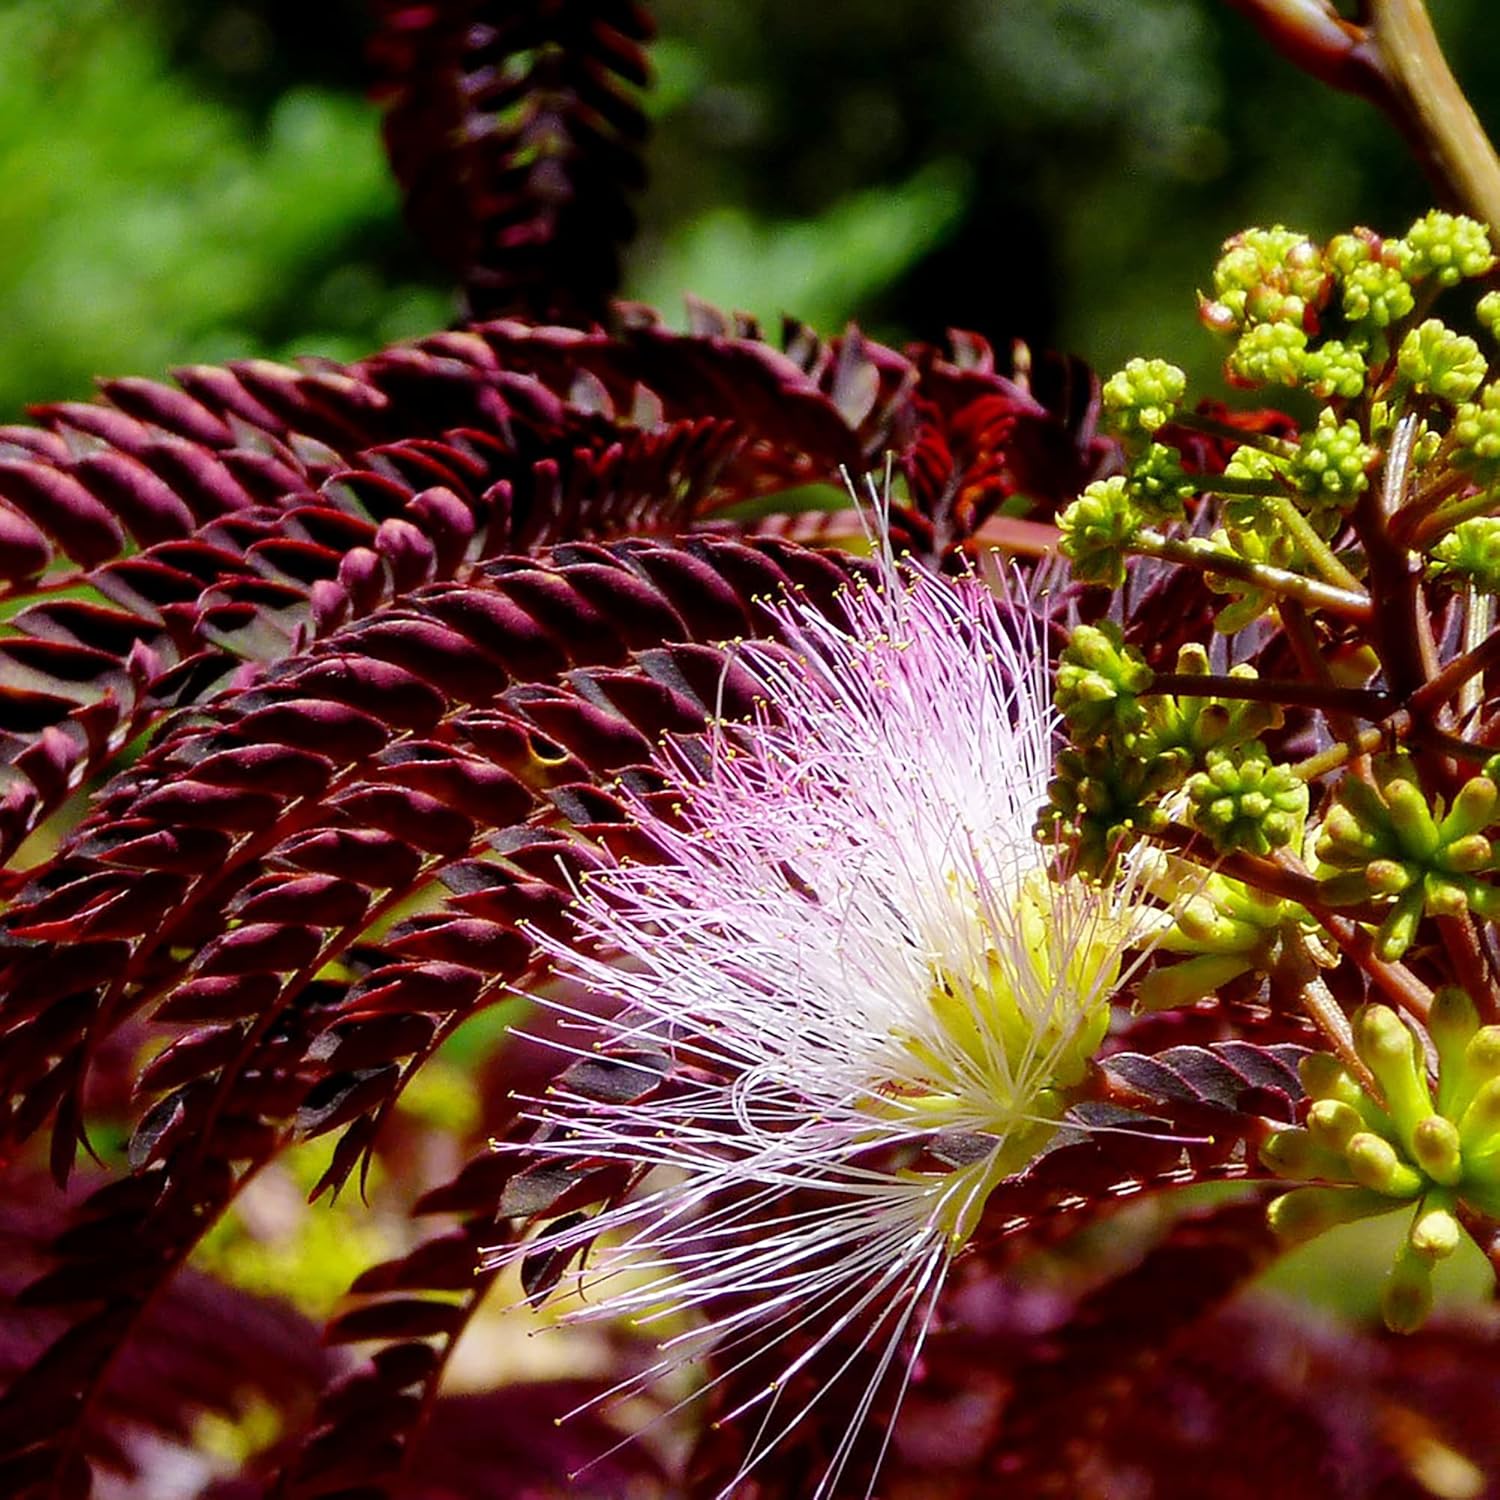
[487,542,1147,1495]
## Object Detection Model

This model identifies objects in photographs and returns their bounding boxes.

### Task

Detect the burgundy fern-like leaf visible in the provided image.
[0,313,1109,879]
[370,0,655,322]
[0,1170,330,1498]
[0,537,871,1498]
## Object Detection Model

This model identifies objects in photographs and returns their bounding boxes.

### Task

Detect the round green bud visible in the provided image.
[1059,477,1140,588]
[1450,383,1500,482]
[1383,777,1440,859]
[1430,517,1500,594]
[1458,1075,1500,1151]
[1345,1131,1423,1197]
[1300,1052,1365,1107]
[1479,290,1500,341]
[1056,622,1154,743]
[1331,228,1415,330]
[1266,1185,1390,1243]
[1184,745,1307,856]
[1409,1205,1463,1261]
[1102,358,1187,437]
[1222,444,1284,485]
[1125,442,1194,520]
[1431,988,1481,1117]
[1307,1098,1363,1152]
[1355,1004,1416,1072]
[1302,340,1368,400]
[1444,775,1499,840]
[1382,1244,1435,1333]
[1290,410,1374,508]
[1211,227,1328,329]
[1402,210,1496,287]
[1365,858,1414,896]
[1353,1003,1434,1141]
[1397,319,1488,403]
[1466,1026,1500,1079]
[1260,1127,1347,1181]
[1441,834,1493,874]
[1410,1114,1463,1185]
[1228,322,1308,389]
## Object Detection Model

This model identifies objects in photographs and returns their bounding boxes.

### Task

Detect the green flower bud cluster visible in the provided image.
[1288,410,1374,509]
[1137,642,1283,761]
[1225,321,1311,390]
[1185,743,1308,856]
[1058,476,1139,588]
[1199,524,1289,634]
[1060,213,1498,635]
[1300,340,1368,401]
[1314,762,1500,960]
[1201,227,1329,335]
[1055,622,1153,743]
[1200,213,1492,401]
[1478,291,1500,341]
[1042,743,1172,877]
[1102,358,1187,440]
[1450,382,1500,483]
[1136,859,1306,1011]
[1397,319,1488,403]
[1264,993,1500,1331]
[1403,209,1497,287]
[1216,443,1287,536]
[1058,632,1279,762]
[1327,228,1414,331]
[1429,517,1500,594]
[1051,629,1298,877]
[1124,442,1194,521]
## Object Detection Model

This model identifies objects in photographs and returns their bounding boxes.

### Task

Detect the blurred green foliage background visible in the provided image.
[2,0,1499,418]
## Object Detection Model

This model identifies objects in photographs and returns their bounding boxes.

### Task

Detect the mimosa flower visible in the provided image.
[488,543,1145,1495]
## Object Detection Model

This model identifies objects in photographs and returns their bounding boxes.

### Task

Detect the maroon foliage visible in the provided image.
[0,3,1472,1497]
[370,0,654,322]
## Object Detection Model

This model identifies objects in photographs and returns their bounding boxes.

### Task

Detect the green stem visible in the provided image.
[1409,484,1500,550]
[1165,408,1295,454]
[1132,530,1374,621]
[1366,0,1500,231]
[1270,493,1366,592]
[1289,726,1388,782]
[1200,475,1283,498]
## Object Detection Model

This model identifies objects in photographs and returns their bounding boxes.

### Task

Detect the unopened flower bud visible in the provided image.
[1431,988,1481,1115]
[1365,858,1411,895]
[1444,776,1498,840]
[1345,1131,1423,1197]
[1267,1185,1390,1243]
[1442,834,1492,874]
[1411,1114,1463,1185]
[1307,1098,1363,1153]
[1383,779,1440,858]
[1382,1244,1435,1333]
[1458,1075,1500,1153]
[1353,1005,1434,1142]
[1409,1204,1463,1261]
[1299,1053,1366,1109]
[1260,1128,1351,1182]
